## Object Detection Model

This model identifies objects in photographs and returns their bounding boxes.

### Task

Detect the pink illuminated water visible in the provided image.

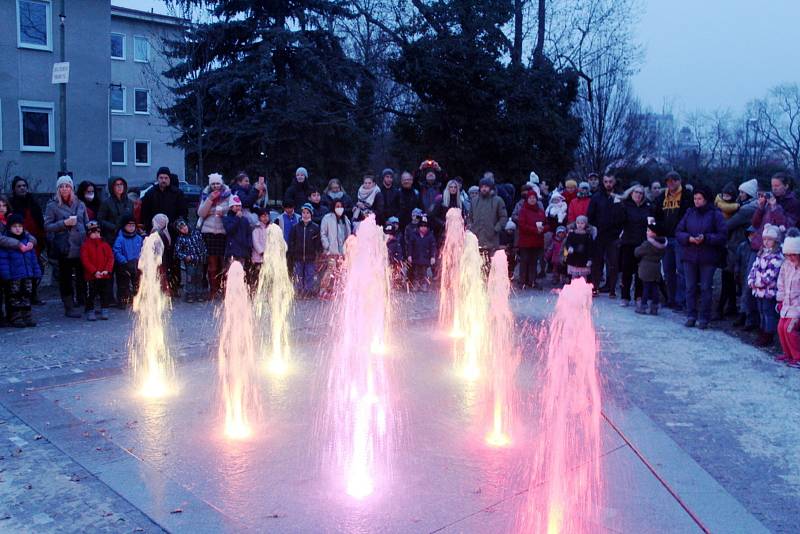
[320,215,394,499]
[438,208,466,336]
[455,232,488,380]
[517,277,603,533]
[217,261,262,440]
[484,250,519,447]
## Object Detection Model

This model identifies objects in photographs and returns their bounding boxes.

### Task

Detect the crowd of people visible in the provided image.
[1,161,799,367]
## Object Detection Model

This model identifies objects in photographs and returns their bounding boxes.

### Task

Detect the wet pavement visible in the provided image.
[0,290,793,532]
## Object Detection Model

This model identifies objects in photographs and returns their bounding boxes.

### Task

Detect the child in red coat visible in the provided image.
[80,220,114,320]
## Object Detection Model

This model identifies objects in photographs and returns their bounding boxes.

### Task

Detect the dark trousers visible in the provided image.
[619,244,642,301]
[184,262,205,300]
[115,262,140,305]
[86,278,112,311]
[58,257,86,307]
[718,269,737,314]
[410,263,430,288]
[684,262,715,323]
[663,238,685,308]
[7,278,33,323]
[641,281,660,306]
[756,296,778,334]
[293,260,316,294]
[592,235,619,293]
[518,247,543,287]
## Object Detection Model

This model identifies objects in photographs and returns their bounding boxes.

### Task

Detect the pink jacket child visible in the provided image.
[776,232,800,364]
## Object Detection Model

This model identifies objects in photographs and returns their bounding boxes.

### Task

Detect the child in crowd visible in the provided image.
[406,216,437,291]
[151,214,172,295]
[563,215,594,282]
[223,195,253,269]
[403,208,424,257]
[0,214,41,327]
[174,217,208,303]
[545,225,567,286]
[289,203,321,298]
[80,221,114,321]
[777,228,800,366]
[748,224,784,347]
[634,221,667,315]
[545,191,568,228]
[250,207,270,289]
[385,221,405,289]
[734,226,759,330]
[113,214,143,308]
[0,196,36,324]
[278,200,300,273]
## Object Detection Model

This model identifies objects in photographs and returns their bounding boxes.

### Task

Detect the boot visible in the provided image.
[649,303,658,315]
[9,310,26,328]
[99,308,109,321]
[31,280,45,306]
[22,309,36,327]
[755,331,774,347]
[85,309,97,322]
[63,301,81,319]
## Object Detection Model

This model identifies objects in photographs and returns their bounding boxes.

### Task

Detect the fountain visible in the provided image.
[217,261,261,440]
[484,250,519,447]
[517,278,603,533]
[253,224,294,376]
[455,231,488,381]
[438,208,466,337]
[129,233,175,398]
[319,215,394,499]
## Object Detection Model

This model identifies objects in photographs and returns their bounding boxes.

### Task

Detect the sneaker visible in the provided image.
[685,318,696,327]
[100,309,110,321]
[86,310,97,322]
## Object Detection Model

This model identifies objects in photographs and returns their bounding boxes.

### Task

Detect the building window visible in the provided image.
[111,32,125,60]
[134,140,151,166]
[133,36,149,63]
[18,100,54,152]
[134,89,149,114]
[110,85,126,113]
[111,139,127,166]
[17,0,52,51]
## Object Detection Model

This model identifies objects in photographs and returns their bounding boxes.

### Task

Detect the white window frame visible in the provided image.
[16,0,53,51]
[18,100,55,152]
[110,85,126,114]
[134,139,151,167]
[133,35,149,63]
[111,32,126,60]
[111,139,127,166]
[133,88,150,115]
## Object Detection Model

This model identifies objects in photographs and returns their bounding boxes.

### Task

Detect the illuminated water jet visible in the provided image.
[439,208,466,337]
[253,224,294,376]
[218,261,261,440]
[455,232,488,380]
[129,233,175,398]
[517,278,603,532]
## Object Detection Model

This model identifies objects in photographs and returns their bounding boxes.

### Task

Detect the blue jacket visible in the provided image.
[223,212,253,258]
[230,183,259,209]
[174,228,208,264]
[406,230,437,265]
[0,235,42,280]
[676,205,727,265]
[113,230,144,265]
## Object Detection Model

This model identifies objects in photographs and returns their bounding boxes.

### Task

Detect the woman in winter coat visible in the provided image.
[284,167,312,209]
[517,190,548,289]
[77,181,101,222]
[97,177,133,245]
[321,179,354,213]
[353,174,384,223]
[44,175,89,317]
[675,186,727,329]
[429,180,465,243]
[726,179,759,322]
[567,182,592,223]
[197,172,231,299]
[319,199,352,299]
[616,184,652,306]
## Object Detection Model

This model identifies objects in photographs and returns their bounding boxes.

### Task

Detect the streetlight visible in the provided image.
[58,7,67,172]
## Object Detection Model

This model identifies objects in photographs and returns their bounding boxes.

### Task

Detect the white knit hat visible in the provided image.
[56,175,73,189]
[738,179,758,199]
[529,171,540,184]
[762,224,780,240]
[783,235,800,254]
[208,172,223,185]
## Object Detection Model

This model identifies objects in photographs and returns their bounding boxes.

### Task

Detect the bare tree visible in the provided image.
[751,84,800,177]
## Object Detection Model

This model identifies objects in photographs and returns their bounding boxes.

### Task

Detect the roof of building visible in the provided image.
[111,6,188,27]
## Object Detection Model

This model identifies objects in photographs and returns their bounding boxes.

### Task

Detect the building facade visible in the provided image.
[0,1,185,193]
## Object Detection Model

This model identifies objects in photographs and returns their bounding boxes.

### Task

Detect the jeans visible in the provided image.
[756,297,778,334]
[294,261,316,294]
[184,262,205,300]
[85,279,111,311]
[683,261,715,323]
[663,238,685,308]
[58,257,86,306]
[641,281,660,306]
[518,247,543,287]
[592,235,619,293]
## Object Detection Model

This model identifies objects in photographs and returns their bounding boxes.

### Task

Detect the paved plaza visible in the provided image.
[0,290,797,533]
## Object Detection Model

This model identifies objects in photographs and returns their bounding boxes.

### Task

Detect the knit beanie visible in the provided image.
[295,167,308,178]
[56,175,73,189]
[301,202,314,215]
[529,171,540,184]
[762,224,780,241]
[156,166,171,178]
[381,168,395,178]
[208,173,224,186]
[738,179,758,199]
[230,195,242,207]
[783,229,800,254]
[7,213,24,227]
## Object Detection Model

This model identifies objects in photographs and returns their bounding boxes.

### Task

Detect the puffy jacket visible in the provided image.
[80,238,114,280]
[675,205,727,265]
[289,220,321,263]
[635,236,667,282]
[0,234,41,280]
[567,196,591,223]
[174,228,207,265]
[518,201,548,249]
[654,187,693,238]
[564,231,594,267]
[396,187,422,231]
[44,197,88,259]
[587,191,620,236]
[777,260,800,318]
[748,249,783,299]
[113,230,143,265]
[223,212,253,258]
[320,212,351,256]
[545,235,564,267]
[197,185,232,235]
[714,193,739,220]
[251,223,268,264]
[406,229,437,265]
[617,198,652,246]
[278,212,300,244]
[97,177,133,244]
[141,183,188,234]
[469,193,508,250]
[283,178,311,209]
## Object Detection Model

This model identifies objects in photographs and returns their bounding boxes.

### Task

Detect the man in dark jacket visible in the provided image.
[98,177,133,245]
[289,203,321,297]
[379,168,401,222]
[396,171,422,236]
[653,171,693,310]
[587,173,622,297]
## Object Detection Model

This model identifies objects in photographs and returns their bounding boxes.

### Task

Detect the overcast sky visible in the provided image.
[114,0,800,115]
